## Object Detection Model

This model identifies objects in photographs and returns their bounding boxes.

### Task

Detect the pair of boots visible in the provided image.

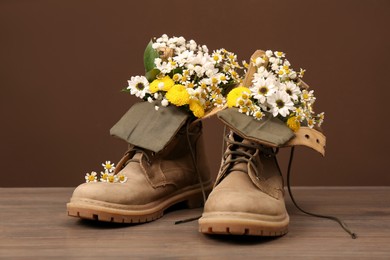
[67,101,325,237]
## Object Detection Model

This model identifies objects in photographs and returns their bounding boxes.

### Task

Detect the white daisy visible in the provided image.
[267,91,295,117]
[251,77,277,104]
[102,161,115,173]
[85,171,97,183]
[281,81,301,101]
[127,76,149,98]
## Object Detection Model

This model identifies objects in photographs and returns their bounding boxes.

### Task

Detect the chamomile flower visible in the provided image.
[100,171,109,182]
[227,86,251,107]
[253,109,264,120]
[85,171,98,183]
[267,91,295,117]
[117,173,128,183]
[127,76,149,98]
[301,89,316,103]
[274,51,285,58]
[106,173,117,183]
[102,161,115,173]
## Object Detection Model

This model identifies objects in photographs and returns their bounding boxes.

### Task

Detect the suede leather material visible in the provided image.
[204,133,287,218]
[71,123,211,207]
[217,108,295,147]
[110,101,189,153]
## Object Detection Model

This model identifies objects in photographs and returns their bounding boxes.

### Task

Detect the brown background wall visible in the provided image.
[1,0,389,187]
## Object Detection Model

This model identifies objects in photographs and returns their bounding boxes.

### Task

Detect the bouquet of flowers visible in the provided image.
[125,34,243,118]
[226,50,324,131]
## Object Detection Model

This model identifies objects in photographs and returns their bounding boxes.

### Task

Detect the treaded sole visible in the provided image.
[67,184,211,224]
[198,213,289,236]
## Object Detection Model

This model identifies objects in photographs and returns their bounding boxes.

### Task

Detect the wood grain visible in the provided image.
[0,187,389,259]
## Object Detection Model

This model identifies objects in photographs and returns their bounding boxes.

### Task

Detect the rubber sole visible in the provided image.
[199,212,289,236]
[67,184,211,224]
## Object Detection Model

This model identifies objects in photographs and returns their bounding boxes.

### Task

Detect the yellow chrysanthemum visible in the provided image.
[227,86,251,107]
[189,99,205,118]
[149,76,175,93]
[287,116,301,132]
[165,84,190,106]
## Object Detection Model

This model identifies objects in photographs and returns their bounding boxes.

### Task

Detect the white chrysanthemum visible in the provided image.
[281,81,301,101]
[173,50,195,67]
[265,50,273,57]
[251,77,277,104]
[85,171,97,183]
[267,91,295,117]
[102,161,115,173]
[127,76,149,98]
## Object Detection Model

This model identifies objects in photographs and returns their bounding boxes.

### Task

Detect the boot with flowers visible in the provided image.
[67,35,243,223]
[199,50,329,236]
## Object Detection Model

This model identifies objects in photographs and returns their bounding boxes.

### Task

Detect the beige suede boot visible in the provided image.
[199,130,289,236]
[199,49,328,236]
[67,101,212,223]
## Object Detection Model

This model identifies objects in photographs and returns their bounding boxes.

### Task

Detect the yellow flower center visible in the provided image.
[88,175,95,181]
[213,55,220,61]
[105,164,112,169]
[240,107,248,113]
[254,111,263,119]
[108,175,115,183]
[211,78,218,84]
[259,86,268,94]
[172,74,180,82]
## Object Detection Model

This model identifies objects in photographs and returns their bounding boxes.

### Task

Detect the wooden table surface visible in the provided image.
[0,187,389,259]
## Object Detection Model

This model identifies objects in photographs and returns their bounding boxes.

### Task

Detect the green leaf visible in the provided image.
[145,68,160,82]
[144,40,159,72]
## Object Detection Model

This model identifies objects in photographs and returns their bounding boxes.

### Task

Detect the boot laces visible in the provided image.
[219,128,357,239]
[220,134,278,180]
